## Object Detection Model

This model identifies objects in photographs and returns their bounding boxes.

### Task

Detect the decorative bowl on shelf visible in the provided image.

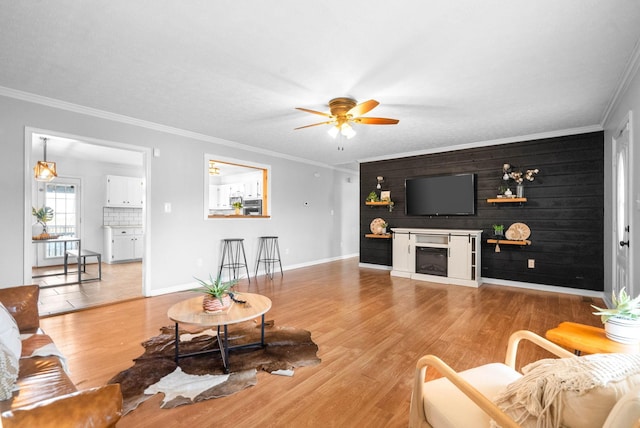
[505,223,530,240]
[370,218,387,235]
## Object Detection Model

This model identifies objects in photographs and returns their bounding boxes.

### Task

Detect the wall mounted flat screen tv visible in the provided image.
[405,173,476,216]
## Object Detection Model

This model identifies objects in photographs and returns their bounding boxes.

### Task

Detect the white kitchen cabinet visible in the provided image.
[104,227,144,263]
[106,175,145,207]
[391,228,482,287]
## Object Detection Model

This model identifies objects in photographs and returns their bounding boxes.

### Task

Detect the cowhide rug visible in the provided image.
[107,321,320,414]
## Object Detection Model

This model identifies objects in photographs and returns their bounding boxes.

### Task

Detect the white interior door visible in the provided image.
[613,120,631,298]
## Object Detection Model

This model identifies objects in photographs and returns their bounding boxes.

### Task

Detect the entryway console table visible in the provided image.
[390,228,482,287]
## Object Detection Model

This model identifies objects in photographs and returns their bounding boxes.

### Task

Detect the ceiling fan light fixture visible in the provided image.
[341,123,356,139]
[295,97,396,140]
[34,137,57,182]
[327,126,339,138]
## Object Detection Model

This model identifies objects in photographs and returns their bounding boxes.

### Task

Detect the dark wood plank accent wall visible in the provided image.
[360,131,604,292]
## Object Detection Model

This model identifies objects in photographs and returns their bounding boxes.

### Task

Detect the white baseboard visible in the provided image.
[358,263,392,271]
[147,253,360,296]
[481,277,604,298]
[146,259,603,300]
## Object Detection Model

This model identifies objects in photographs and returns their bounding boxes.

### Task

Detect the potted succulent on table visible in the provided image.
[193,274,237,313]
[591,287,640,344]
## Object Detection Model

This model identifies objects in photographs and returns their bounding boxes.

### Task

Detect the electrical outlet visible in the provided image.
[528,259,535,269]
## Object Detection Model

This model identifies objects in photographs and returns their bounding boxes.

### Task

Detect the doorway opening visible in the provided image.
[24,128,151,315]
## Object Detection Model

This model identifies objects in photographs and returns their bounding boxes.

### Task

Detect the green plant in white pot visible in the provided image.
[591,288,640,344]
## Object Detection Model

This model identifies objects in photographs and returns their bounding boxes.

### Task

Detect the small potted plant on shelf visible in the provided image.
[591,287,640,344]
[382,222,389,234]
[492,224,504,238]
[366,191,379,202]
[32,206,54,239]
[193,274,237,313]
[232,201,243,215]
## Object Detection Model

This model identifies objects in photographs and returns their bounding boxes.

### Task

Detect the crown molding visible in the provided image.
[601,37,640,126]
[0,86,349,173]
[357,124,603,164]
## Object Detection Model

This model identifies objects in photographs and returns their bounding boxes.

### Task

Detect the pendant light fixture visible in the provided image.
[34,137,57,182]
[208,160,220,175]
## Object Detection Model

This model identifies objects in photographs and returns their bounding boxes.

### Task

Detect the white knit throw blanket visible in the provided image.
[492,354,640,428]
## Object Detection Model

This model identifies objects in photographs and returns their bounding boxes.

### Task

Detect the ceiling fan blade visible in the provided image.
[354,117,400,125]
[294,120,334,130]
[348,99,379,117]
[295,107,332,118]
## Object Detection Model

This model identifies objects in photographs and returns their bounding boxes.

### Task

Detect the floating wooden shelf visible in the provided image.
[486,197,527,204]
[365,201,391,206]
[207,214,271,219]
[365,233,392,239]
[487,239,531,245]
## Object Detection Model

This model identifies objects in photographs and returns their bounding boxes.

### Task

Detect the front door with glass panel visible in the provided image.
[33,178,80,267]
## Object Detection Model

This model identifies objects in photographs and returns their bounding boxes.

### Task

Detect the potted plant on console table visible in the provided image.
[32,206,54,239]
[591,288,640,344]
[193,274,237,313]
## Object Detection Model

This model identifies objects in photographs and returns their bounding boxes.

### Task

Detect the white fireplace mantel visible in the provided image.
[390,228,483,287]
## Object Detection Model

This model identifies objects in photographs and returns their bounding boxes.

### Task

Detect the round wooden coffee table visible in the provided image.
[168,292,272,373]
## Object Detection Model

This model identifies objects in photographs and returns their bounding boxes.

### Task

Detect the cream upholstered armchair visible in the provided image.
[409,330,640,428]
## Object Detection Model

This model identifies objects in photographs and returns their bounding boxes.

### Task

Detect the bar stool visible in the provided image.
[254,236,283,279]
[218,239,250,283]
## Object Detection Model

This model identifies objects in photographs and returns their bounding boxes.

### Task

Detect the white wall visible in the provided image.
[0,94,359,294]
[603,56,640,301]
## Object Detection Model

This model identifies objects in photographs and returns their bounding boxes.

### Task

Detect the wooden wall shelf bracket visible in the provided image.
[365,201,394,212]
[487,197,527,206]
[487,239,531,246]
[365,233,391,239]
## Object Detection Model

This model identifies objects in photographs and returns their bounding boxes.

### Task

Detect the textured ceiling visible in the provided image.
[3,1,640,171]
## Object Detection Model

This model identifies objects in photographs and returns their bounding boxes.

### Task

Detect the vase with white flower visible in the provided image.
[502,164,539,198]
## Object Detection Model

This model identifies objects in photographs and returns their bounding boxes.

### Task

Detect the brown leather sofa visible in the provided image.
[0,285,122,427]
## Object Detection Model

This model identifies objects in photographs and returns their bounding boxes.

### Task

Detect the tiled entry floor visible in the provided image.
[33,261,143,316]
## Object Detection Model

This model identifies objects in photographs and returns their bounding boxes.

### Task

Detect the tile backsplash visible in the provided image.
[103,207,143,226]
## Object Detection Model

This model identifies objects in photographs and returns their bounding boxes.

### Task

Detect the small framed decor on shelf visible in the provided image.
[380,191,391,201]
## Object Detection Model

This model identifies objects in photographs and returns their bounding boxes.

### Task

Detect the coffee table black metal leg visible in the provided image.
[260,314,265,346]
[174,323,179,364]
[216,325,230,374]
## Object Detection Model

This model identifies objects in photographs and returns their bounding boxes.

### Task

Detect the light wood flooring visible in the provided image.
[39,258,604,428]
[33,261,143,316]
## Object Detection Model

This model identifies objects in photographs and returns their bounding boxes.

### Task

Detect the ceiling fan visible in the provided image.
[295,97,399,139]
